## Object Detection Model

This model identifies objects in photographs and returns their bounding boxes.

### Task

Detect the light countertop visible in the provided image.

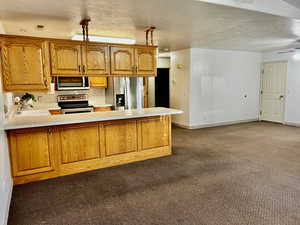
[4,107,183,130]
[92,104,113,108]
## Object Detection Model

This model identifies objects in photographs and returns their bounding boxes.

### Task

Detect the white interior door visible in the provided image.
[260,61,287,123]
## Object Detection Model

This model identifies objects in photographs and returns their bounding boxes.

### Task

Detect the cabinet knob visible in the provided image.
[78,65,81,72]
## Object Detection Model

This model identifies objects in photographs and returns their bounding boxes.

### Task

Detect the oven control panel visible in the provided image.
[57,94,88,102]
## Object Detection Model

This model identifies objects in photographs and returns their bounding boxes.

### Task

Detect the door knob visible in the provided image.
[279,95,284,99]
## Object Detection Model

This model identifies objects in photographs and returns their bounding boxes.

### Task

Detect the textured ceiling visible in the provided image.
[283,0,300,10]
[0,0,300,52]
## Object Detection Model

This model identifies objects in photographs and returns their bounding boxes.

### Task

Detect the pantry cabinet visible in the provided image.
[0,38,50,91]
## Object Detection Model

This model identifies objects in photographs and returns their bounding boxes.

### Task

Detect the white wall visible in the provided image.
[189,49,262,127]
[157,57,170,69]
[170,48,262,128]
[263,51,300,124]
[0,49,13,225]
[196,0,300,19]
[170,49,191,126]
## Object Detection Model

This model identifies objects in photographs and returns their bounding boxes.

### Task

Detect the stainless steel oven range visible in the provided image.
[57,94,94,114]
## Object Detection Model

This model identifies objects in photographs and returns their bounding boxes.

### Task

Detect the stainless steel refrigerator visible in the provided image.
[106,77,144,110]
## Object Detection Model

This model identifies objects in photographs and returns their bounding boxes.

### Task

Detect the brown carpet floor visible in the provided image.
[8,122,300,225]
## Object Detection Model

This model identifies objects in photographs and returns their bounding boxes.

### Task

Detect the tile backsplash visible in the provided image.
[7,87,106,109]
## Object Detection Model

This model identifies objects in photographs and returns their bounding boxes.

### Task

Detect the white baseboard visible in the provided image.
[173,118,259,129]
[285,122,300,127]
[1,179,13,225]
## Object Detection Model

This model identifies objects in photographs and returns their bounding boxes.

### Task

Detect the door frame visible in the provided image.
[259,60,288,124]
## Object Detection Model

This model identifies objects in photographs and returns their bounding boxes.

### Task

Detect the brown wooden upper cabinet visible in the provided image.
[83,44,109,75]
[50,42,109,76]
[50,42,82,76]
[1,38,50,91]
[135,47,157,76]
[110,46,135,76]
[110,45,157,76]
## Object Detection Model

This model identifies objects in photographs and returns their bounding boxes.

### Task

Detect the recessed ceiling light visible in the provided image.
[72,34,136,44]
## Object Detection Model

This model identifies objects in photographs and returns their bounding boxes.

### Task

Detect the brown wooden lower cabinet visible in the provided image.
[9,127,56,177]
[8,115,171,185]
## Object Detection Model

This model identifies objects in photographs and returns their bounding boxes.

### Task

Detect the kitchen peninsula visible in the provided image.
[5,107,182,185]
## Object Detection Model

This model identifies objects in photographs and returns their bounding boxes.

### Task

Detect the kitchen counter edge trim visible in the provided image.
[4,108,183,130]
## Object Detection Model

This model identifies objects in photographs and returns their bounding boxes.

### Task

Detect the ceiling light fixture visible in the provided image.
[72,34,136,44]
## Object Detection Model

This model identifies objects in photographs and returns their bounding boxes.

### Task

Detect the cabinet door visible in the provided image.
[110,46,134,75]
[9,128,55,177]
[94,106,111,112]
[104,120,138,156]
[140,116,169,150]
[50,42,82,75]
[59,123,101,164]
[135,47,157,76]
[83,44,109,75]
[1,39,50,91]
[90,77,107,87]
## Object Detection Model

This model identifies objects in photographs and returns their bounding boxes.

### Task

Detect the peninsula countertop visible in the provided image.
[4,107,183,130]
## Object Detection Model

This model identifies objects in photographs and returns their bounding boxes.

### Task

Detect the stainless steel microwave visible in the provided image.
[56,77,90,91]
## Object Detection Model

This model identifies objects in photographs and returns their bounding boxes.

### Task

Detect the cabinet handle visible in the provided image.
[78,65,81,72]
[135,65,138,74]
[48,128,52,134]
[83,65,86,74]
